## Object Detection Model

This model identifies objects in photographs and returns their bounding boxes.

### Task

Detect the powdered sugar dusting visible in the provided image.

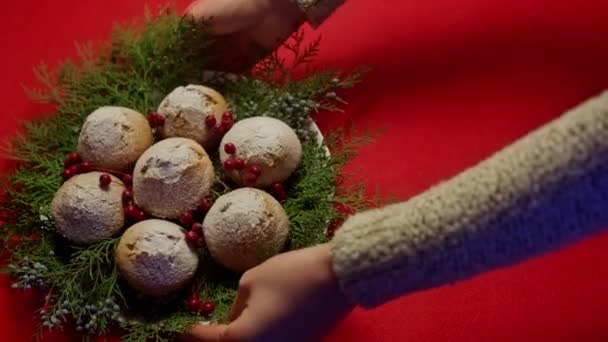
[203,188,289,273]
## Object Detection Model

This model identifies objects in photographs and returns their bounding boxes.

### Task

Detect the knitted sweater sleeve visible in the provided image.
[330,91,608,308]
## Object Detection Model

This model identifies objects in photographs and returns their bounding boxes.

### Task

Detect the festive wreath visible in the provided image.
[0,8,374,341]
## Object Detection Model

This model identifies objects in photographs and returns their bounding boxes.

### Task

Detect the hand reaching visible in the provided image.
[186,0,306,71]
[181,243,354,342]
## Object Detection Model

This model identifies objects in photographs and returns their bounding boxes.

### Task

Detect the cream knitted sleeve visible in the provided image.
[330,91,608,308]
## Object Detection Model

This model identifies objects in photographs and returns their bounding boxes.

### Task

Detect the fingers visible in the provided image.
[228,288,250,322]
[183,312,257,342]
[181,323,228,341]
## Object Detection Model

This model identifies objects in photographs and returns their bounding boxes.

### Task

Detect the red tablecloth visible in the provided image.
[2,0,608,341]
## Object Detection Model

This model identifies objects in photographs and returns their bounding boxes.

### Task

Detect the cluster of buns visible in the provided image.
[49,85,303,297]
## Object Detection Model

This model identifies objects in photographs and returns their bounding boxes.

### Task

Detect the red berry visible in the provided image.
[187,297,201,312]
[62,168,74,181]
[222,112,234,120]
[78,161,94,173]
[125,205,138,219]
[135,210,147,222]
[249,166,262,177]
[191,223,203,234]
[186,231,198,244]
[122,189,134,204]
[199,198,213,212]
[63,152,81,168]
[233,158,245,170]
[213,124,226,135]
[180,211,194,226]
[221,116,234,131]
[242,172,258,185]
[122,174,133,187]
[68,165,80,176]
[223,159,237,171]
[200,301,215,315]
[196,236,206,248]
[99,173,112,187]
[204,115,217,127]
[270,183,284,194]
[224,143,236,154]
[148,113,165,128]
[275,190,287,201]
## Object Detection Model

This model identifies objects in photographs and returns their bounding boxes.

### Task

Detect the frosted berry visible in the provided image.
[199,198,213,212]
[187,297,201,312]
[200,301,215,315]
[224,143,236,154]
[180,211,194,226]
[99,174,112,188]
[122,174,133,187]
[204,115,217,128]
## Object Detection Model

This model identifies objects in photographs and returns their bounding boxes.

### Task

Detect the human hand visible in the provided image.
[181,243,354,342]
[186,0,306,71]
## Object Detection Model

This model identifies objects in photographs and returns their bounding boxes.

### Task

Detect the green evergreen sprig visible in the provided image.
[0,8,374,341]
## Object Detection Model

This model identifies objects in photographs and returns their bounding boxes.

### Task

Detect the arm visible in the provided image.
[186,92,608,342]
[332,90,608,307]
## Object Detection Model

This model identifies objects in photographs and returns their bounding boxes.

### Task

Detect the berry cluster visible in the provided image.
[264,93,320,138]
[222,143,263,186]
[185,223,205,248]
[40,300,69,331]
[182,197,214,248]
[40,297,124,333]
[205,112,235,135]
[186,294,215,316]
[122,179,148,223]
[75,298,124,333]
[8,259,48,290]
[61,152,93,180]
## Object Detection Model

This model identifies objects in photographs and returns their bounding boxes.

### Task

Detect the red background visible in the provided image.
[2,0,608,341]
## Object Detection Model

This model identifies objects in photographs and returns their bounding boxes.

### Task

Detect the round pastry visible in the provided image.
[50,172,126,245]
[132,138,215,219]
[203,188,289,273]
[115,219,199,296]
[77,106,153,172]
[156,85,228,149]
[219,116,302,188]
